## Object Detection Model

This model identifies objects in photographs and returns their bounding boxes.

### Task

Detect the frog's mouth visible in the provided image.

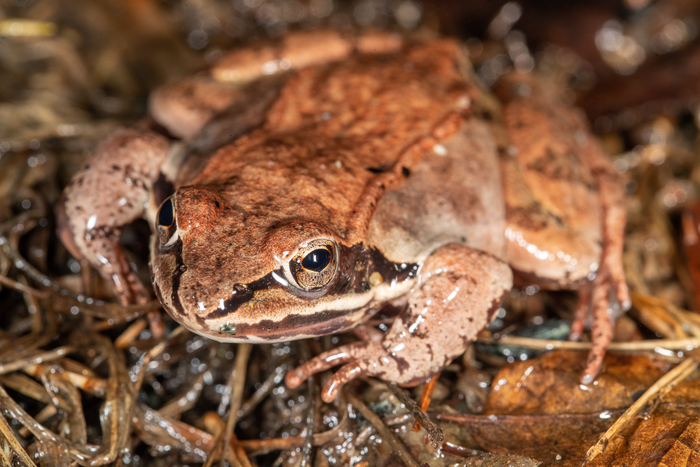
[209,305,379,343]
[194,267,417,344]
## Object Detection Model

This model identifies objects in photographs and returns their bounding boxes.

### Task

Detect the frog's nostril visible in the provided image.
[233,283,249,295]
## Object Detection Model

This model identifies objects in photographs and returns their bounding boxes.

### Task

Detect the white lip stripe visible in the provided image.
[203,276,417,330]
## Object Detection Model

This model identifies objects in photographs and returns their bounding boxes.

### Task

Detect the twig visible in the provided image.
[584,353,700,463]
[229,432,252,467]
[476,335,700,351]
[23,363,107,396]
[132,326,187,393]
[0,272,157,321]
[412,372,440,432]
[300,378,316,467]
[237,363,287,419]
[114,319,148,349]
[344,390,421,467]
[238,436,305,456]
[0,411,37,467]
[0,346,74,375]
[386,382,443,449]
[0,383,89,463]
[221,343,252,467]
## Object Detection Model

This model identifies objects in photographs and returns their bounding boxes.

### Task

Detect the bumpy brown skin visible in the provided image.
[60,31,628,397]
[151,36,506,336]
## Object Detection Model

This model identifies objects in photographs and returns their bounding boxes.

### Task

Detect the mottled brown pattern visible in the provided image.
[173,38,476,302]
[61,32,628,393]
[495,72,604,287]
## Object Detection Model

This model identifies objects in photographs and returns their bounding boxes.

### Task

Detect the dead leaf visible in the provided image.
[485,350,670,415]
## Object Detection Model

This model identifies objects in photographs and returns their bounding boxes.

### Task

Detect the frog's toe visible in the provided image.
[321,346,408,402]
[614,277,631,312]
[601,254,630,312]
[569,284,591,342]
[286,341,404,402]
[580,279,614,385]
[321,362,369,402]
[125,270,151,305]
[285,341,371,390]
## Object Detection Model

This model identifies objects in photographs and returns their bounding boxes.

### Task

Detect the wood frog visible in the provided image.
[58,30,629,402]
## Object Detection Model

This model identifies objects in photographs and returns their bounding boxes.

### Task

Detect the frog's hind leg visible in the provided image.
[150,30,403,143]
[495,71,630,384]
[286,244,512,402]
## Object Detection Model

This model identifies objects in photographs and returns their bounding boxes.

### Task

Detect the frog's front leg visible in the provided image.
[286,244,512,402]
[58,128,170,305]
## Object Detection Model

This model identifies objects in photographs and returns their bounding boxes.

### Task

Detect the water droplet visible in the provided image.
[220,323,236,335]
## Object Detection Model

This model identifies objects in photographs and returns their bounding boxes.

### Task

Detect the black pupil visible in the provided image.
[158,198,174,227]
[301,248,331,272]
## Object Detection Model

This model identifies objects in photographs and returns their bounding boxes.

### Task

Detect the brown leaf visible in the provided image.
[658,419,700,467]
[594,404,700,466]
[439,411,616,466]
[440,350,700,465]
[484,350,670,415]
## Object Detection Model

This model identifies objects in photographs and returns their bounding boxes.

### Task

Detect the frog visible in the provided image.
[58,30,629,403]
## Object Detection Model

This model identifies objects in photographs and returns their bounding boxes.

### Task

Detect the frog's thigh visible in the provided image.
[503,168,602,289]
[500,104,602,287]
[368,118,507,264]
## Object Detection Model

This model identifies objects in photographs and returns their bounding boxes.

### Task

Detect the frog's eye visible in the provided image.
[301,248,331,271]
[288,240,338,292]
[156,197,178,247]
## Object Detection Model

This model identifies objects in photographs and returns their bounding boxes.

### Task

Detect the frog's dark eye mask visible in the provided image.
[156,196,178,247]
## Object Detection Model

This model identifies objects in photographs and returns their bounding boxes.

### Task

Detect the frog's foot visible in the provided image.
[286,341,416,403]
[116,249,152,306]
[578,264,631,385]
[80,232,150,307]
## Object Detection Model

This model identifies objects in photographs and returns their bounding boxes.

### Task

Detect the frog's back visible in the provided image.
[182,37,504,265]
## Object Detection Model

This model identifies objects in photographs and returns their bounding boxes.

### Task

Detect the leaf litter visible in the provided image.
[3,0,700,466]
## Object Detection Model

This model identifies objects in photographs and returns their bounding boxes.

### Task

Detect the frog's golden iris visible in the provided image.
[289,239,337,292]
